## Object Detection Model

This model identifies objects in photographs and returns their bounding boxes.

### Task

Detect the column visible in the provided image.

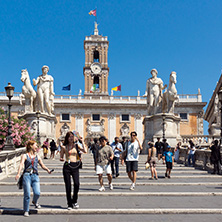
[75,113,84,136]
[134,113,143,143]
[108,113,116,142]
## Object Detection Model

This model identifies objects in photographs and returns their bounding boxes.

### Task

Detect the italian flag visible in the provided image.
[90,84,99,92]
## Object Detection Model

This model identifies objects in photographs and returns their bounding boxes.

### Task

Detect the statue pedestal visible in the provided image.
[143,113,181,153]
[18,112,57,144]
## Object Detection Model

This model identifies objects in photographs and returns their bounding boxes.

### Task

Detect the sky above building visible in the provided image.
[1,0,222,133]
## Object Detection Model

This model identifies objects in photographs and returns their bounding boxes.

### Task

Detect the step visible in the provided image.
[1,208,222,215]
[1,191,222,197]
[1,181,222,186]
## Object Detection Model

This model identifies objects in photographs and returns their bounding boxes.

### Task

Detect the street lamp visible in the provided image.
[3,83,15,150]
[162,113,166,140]
[218,87,222,146]
[36,111,41,144]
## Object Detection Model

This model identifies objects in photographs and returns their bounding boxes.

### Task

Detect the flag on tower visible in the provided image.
[90,84,99,92]
[112,85,121,91]
[89,9,97,16]
[62,84,71,91]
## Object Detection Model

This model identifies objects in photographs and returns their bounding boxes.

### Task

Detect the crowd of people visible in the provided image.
[14,132,221,217]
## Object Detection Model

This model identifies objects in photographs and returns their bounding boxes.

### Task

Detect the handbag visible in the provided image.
[17,161,32,189]
[17,174,23,189]
[145,162,150,170]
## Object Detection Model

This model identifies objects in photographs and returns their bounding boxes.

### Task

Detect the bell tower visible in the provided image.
[83,22,109,96]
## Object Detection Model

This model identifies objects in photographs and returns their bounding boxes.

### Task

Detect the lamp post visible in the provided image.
[218,87,222,146]
[3,83,15,150]
[162,113,166,140]
[36,111,41,145]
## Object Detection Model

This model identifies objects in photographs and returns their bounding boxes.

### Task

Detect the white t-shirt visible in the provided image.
[126,140,140,161]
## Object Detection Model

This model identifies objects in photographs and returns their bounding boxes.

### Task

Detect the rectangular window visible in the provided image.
[180,113,188,120]
[121,114,130,122]
[92,114,100,121]
[61,113,70,121]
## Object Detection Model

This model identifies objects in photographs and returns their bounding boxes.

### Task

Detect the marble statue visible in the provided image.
[60,123,70,137]
[162,71,178,113]
[120,123,129,137]
[33,65,55,115]
[79,89,82,95]
[146,69,166,115]
[20,69,37,112]
[214,94,220,125]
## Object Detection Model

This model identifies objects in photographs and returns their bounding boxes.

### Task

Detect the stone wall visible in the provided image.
[177,147,221,171]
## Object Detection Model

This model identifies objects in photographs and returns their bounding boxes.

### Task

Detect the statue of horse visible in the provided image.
[19,69,37,112]
[162,71,179,113]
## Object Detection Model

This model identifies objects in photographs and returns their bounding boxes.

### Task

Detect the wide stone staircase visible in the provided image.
[0,153,222,216]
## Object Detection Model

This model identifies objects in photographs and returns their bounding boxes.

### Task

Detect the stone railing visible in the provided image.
[181,135,220,147]
[0,92,201,103]
[178,94,202,102]
[0,147,26,180]
[177,147,221,171]
[0,147,44,180]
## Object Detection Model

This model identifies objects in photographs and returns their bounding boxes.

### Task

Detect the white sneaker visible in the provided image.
[32,201,41,209]
[98,186,105,192]
[24,211,29,217]
[130,183,135,190]
[109,183,113,190]
[67,206,72,210]
[73,203,79,209]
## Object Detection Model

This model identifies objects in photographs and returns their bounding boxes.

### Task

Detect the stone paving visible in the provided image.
[0,153,222,221]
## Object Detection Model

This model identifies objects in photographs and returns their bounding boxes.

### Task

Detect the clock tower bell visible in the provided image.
[83,22,109,96]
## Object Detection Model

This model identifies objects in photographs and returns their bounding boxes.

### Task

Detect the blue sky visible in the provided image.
[1,0,222,133]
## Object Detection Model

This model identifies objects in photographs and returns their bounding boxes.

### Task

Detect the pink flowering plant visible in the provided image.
[0,107,35,149]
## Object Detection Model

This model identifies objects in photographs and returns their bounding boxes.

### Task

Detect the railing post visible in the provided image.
[5,154,8,176]
[14,151,17,172]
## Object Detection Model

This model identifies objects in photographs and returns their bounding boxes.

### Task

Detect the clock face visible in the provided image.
[91,63,101,74]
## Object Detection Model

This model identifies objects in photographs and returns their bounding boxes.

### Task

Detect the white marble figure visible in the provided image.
[33,65,55,115]
[146,69,166,115]
[162,71,179,113]
[20,69,37,112]
[120,123,129,137]
[214,94,220,125]
[60,123,70,137]
[79,89,82,95]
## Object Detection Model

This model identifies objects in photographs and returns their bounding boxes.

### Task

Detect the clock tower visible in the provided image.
[83,22,109,96]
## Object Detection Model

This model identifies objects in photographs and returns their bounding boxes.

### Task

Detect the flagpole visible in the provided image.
[95,6,97,23]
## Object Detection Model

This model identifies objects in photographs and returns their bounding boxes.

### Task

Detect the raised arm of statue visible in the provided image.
[33,77,39,86]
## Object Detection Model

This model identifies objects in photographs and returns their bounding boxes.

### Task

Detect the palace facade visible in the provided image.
[0,23,206,146]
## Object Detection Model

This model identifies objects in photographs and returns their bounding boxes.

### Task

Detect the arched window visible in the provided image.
[92,76,99,92]
[93,50,99,62]
[93,76,99,85]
